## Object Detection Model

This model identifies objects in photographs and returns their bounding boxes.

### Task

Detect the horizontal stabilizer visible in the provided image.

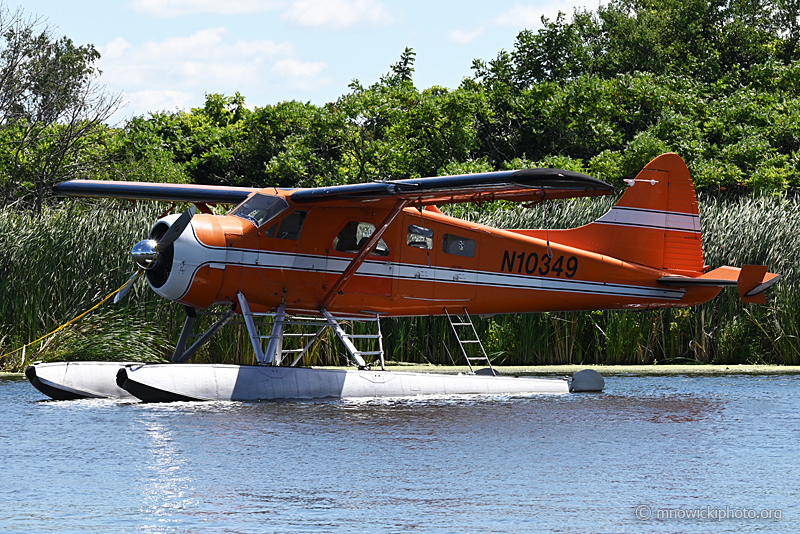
[658,265,781,303]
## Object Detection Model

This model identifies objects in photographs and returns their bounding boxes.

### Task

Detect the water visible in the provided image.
[1,374,798,533]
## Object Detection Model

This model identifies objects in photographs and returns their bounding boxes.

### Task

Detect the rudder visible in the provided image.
[551,153,704,273]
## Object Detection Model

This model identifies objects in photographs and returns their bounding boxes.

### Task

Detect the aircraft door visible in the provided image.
[433,230,479,301]
[326,218,393,296]
[394,222,436,300]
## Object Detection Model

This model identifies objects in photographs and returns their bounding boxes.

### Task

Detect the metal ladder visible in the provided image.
[444,307,495,375]
[268,314,337,366]
[321,309,386,370]
[237,294,386,369]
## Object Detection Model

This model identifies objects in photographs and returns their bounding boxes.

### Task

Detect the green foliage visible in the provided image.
[0,5,120,209]
[5,2,800,207]
[0,201,171,368]
[476,0,791,88]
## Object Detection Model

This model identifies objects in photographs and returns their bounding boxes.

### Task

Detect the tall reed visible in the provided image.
[0,201,177,369]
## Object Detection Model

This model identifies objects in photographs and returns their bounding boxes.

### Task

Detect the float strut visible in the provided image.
[237,292,267,363]
[173,307,235,364]
[320,308,368,368]
[263,301,286,365]
[171,306,197,363]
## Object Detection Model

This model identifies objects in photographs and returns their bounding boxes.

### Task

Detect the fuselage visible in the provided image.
[146,190,721,317]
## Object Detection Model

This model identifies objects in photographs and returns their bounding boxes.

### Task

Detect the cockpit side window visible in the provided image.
[333,221,390,256]
[229,193,288,227]
[407,224,433,250]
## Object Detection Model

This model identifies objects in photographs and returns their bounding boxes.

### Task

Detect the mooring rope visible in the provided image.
[0,270,146,363]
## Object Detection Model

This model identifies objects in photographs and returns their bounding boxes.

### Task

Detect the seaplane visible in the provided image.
[25,153,780,402]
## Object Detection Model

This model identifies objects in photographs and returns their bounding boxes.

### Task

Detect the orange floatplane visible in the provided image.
[26,153,780,402]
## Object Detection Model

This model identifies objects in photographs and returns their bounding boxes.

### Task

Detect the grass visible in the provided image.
[1,194,798,371]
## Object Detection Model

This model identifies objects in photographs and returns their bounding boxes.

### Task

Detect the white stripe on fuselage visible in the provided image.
[182,239,685,302]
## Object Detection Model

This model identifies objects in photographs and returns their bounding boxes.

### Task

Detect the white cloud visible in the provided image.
[448,27,484,45]
[103,37,131,59]
[99,28,294,87]
[98,28,297,117]
[129,0,286,18]
[125,90,195,114]
[282,0,392,29]
[495,1,589,28]
[271,59,328,90]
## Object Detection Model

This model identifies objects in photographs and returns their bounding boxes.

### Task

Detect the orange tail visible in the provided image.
[550,153,704,273]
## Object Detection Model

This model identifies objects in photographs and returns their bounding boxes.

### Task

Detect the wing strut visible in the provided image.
[320,199,409,309]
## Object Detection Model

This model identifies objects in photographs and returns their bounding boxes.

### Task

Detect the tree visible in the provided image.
[473,0,795,89]
[0,4,122,210]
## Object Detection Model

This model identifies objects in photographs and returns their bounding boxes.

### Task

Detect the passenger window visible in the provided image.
[442,234,475,257]
[407,225,433,250]
[333,221,390,256]
[277,210,307,240]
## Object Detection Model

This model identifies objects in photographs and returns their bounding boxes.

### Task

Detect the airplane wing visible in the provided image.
[290,169,615,206]
[55,168,614,207]
[53,180,260,204]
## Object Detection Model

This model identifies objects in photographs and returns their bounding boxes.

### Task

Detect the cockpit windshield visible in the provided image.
[229,193,288,227]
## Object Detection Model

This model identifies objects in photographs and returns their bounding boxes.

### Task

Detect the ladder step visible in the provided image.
[282,333,317,337]
[459,340,480,344]
[346,334,380,339]
[280,349,306,354]
[467,357,490,361]
[451,322,472,326]
[355,351,383,356]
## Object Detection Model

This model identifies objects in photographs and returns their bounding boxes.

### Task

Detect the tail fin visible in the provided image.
[553,153,781,302]
[553,153,703,273]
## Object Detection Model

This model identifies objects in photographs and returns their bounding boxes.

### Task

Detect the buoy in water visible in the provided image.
[570,369,605,392]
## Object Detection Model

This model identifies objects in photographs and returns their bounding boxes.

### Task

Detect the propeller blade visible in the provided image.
[114,268,144,304]
[157,206,196,250]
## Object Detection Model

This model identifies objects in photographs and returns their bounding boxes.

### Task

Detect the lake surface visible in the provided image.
[1,373,798,533]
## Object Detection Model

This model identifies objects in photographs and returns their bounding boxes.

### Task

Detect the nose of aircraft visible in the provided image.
[114,206,195,304]
[144,213,194,300]
[145,212,229,308]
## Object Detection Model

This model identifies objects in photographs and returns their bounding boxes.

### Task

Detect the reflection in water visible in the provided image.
[0,375,798,533]
[136,418,195,532]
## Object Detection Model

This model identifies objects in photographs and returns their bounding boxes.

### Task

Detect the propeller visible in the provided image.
[156,206,196,250]
[114,206,196,304]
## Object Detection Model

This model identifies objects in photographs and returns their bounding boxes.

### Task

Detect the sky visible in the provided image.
[16,0,599,122]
